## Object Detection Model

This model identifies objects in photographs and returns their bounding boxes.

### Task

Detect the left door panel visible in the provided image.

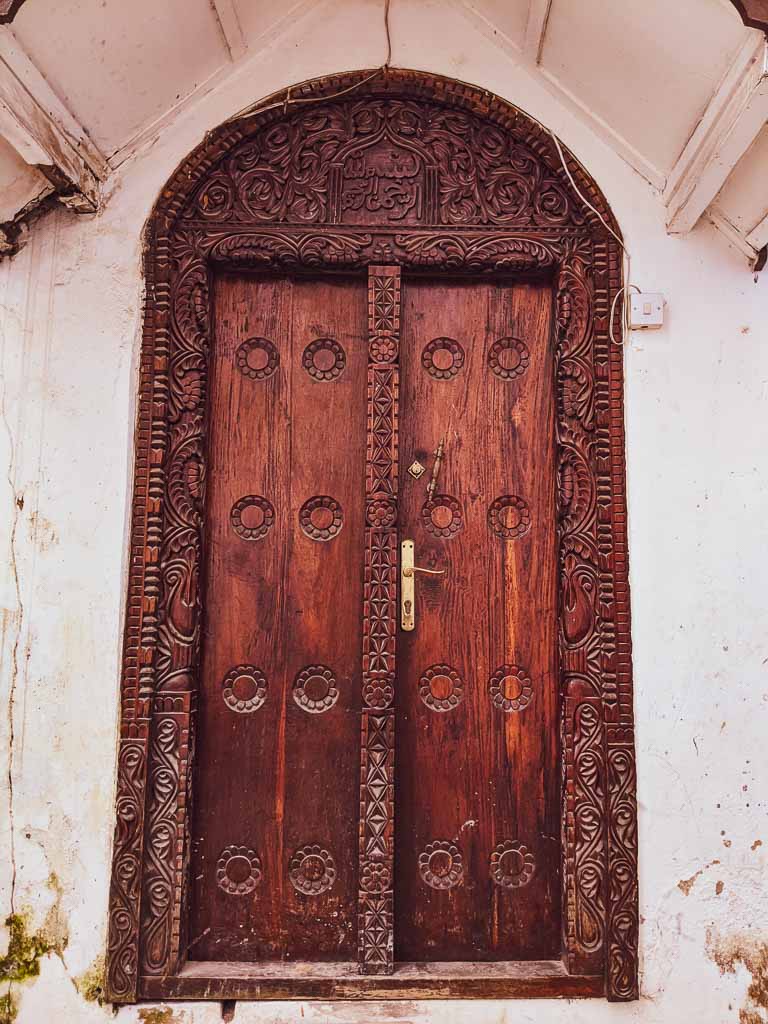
[189,272,368,962]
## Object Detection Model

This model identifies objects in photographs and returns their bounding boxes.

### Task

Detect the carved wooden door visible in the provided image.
[395,277,559,961]
[189,271,370,961]
[188,264,558,967]
[108,74,639,1004]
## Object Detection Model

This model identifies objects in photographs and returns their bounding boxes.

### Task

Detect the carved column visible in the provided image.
[555,243,608,979]
[105,232,169,1001]
[138,239,208,982]
[358,266,401,974]
[598,236,639,1001]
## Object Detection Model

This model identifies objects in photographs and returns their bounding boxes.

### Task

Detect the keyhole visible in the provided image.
[404,600,412,615]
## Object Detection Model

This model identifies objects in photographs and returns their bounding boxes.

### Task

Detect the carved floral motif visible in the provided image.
[289,845,337,895]
[235,337,279,381]
[419,664,464,713]
[490,840,535,889]
[299,495,344,541]
[418,841,464,890]
[422,337,464,380]
[222,665,268,714]
[230,495,274,541]
[488,495,531,540]
[489,665,534,713]
[488,337,530,380]
[292,665,339,714]
[422,494,463,538]
[216,846,263,895]
[303,337,346,381]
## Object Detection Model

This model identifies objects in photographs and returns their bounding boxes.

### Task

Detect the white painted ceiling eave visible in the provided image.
[0,0,764,269]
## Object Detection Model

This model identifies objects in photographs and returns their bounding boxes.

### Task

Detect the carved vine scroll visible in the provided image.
[106,69,638,1004]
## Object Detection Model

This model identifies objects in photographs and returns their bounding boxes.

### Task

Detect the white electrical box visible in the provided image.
[630,292,664,330]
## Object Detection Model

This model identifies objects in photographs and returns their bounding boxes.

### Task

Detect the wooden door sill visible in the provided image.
[139,959,603,1000]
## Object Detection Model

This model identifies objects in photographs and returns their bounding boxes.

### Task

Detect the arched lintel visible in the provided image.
[147,67,623,245]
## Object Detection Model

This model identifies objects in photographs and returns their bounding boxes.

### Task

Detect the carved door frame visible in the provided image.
[106,69,638,1003]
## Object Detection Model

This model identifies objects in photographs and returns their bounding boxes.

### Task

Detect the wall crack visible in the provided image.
[0,294,23,1020]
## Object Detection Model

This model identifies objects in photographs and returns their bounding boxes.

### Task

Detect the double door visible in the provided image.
[188,265,559,967]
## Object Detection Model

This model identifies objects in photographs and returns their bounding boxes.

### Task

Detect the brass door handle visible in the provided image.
[401,539,445,631]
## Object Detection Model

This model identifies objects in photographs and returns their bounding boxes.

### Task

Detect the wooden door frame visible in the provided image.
[105,69,638,1004]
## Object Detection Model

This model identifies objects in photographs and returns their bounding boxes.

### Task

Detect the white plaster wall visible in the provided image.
[0,1,766,1022]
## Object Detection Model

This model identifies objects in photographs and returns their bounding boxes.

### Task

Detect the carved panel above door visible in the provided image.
[181,98,590,230]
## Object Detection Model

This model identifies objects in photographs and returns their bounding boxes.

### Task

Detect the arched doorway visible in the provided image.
[106,68,638,1003]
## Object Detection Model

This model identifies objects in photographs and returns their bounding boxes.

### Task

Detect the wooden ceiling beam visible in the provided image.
[211,0,247,62]
[0,31,108,212]
[664,33,768,234]
[745,207,768,249]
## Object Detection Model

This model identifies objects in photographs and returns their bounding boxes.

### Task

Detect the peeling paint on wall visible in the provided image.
[677,859,720,896]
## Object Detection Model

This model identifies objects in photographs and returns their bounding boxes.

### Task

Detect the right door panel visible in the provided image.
[395,276,560,961]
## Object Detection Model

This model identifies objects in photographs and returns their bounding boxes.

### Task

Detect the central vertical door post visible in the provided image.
[358,267,401,974]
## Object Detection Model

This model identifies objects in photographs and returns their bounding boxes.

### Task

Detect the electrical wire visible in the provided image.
[216,0,637,344]
[548,129,636,347]
[222,0,391,127]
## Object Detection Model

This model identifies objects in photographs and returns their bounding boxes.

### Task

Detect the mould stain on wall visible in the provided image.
[708,929,768,1024]
[0,914,52,1023]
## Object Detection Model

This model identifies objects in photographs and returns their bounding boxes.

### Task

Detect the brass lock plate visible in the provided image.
[408,459,426,480]
[401,539,415,631]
